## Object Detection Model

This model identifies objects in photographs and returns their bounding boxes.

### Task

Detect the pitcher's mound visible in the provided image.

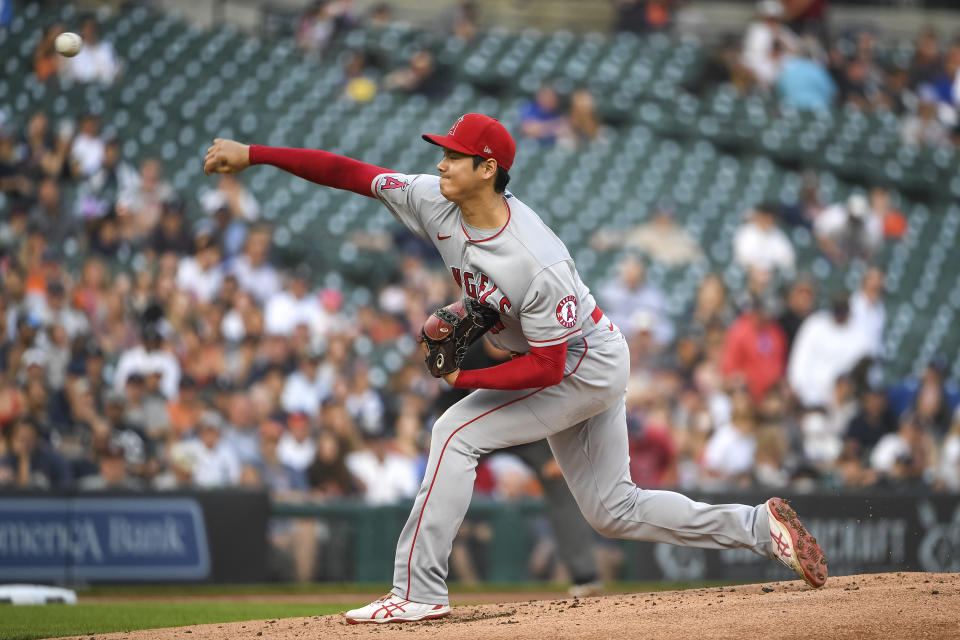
[56,572,960,640]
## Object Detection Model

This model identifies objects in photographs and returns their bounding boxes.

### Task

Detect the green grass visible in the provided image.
[0,602,354,640]
[81,580,730,597]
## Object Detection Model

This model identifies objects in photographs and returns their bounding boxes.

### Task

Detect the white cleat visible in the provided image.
[766,497,828,588]
[344,593,451,624]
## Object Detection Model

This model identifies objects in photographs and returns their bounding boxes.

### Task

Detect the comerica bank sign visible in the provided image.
[0,498,210,581]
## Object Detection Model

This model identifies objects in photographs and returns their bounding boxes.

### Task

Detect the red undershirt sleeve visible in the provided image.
[248,145,391,198]
[454,342,568,390]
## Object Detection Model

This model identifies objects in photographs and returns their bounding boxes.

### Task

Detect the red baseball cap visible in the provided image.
[422,113,516,170]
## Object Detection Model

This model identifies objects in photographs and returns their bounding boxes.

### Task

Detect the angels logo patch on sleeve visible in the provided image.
[555,295,578,328]
[380,176,408,190]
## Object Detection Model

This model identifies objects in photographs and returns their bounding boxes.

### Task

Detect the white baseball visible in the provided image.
[54,32,83,57]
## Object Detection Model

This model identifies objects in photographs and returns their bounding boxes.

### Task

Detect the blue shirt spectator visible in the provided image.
[777,54,836,111]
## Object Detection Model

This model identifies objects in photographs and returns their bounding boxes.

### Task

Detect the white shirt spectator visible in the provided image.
[277,433,316,472]
[346,449,419,505]
[113,346,181,400]
[815,201,883,255]
[230,256,281,305]
[939,431,960,490]
[869,432,911,475]
[741,12,799,87]
[849,290,885,357]
[176,256,223,304]
[281,368,332,417]
[70,132,105,178]
[702,424,757,477]
[733,219,796,274]
[201,187,260,221]
[188,439,242,487]
[788,310,872,408]
[599,279,673,345]
[345,388,385,436]
[264,290,329,337]
[62,39,120,84]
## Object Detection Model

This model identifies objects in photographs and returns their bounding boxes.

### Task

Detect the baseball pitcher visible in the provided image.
[204,113,827,624]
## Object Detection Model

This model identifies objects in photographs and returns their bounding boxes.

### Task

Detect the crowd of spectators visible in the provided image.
[2,0,960,581]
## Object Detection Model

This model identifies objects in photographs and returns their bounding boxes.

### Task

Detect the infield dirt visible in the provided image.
[53,572,959,640]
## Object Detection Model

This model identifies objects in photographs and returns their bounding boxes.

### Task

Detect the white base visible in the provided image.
[0,584,78,605]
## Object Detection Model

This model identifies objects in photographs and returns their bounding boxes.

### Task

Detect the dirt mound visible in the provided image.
[55,573,960,640]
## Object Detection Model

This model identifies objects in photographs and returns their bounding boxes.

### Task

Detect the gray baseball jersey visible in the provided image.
[373,172,774,605]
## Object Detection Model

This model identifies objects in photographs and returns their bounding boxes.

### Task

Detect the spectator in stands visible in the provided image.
[341,51,377,104]
[687,272,734,335]
[932,40,960,111]
[69,114,105,180]
[888,356,960,427]
[776,40,836,111]
[558,89,610,151]
[0,126,34,202]
[344,366,385,436]
[368,2,393,28]
[113,323,181,400]
[297,1,335,57]
[28,178,72,244]
[264,264,329,339]
[23,111,69,182]
[782,0,828,42]
[33,24,65,83]
[849,267,885,357]
[701,389,758,488]
[76,138,137,220]
[221,393,259,464]
[519,85,566,146]
[835,30,885,110]
[176,229,223,305]
[116,157,175,240]
[613,0,673,34]
[226,226,279,305]
[733,203,796,276]
[308,430,361,497]
[909,27,942,89]
[384,50,449,99]
[720,295,788,405]
[249,419,305,495]
[277,412,316,472]
[627,401,677,488]
[901,85,951,148]
[61,16,120,85]
[0,419,72,488]
[599,255,673,346]
[591,199,703,266]
[346,430,418,504]
[201,174,260,222]
[868,186,907,240]
[845,376,897,460]
[281,347,331,418]
[788,294,872,409]
[777,275,816,349]
[870,412,936,486]
[77,442,144,490]
[41,279,88,341]
[814,193,883,264]
[938,410,960,490]
[148,198,194,256]
[742,0,799,88]
[188,410,242,488]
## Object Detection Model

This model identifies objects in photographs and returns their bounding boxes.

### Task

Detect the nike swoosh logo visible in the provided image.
[437,233,451,240]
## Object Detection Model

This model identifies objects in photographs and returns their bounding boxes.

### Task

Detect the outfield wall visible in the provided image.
[0,491,270,584]
[0,492,956,584]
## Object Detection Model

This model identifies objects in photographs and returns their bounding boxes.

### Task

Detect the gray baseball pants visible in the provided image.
[392,327,773,605]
